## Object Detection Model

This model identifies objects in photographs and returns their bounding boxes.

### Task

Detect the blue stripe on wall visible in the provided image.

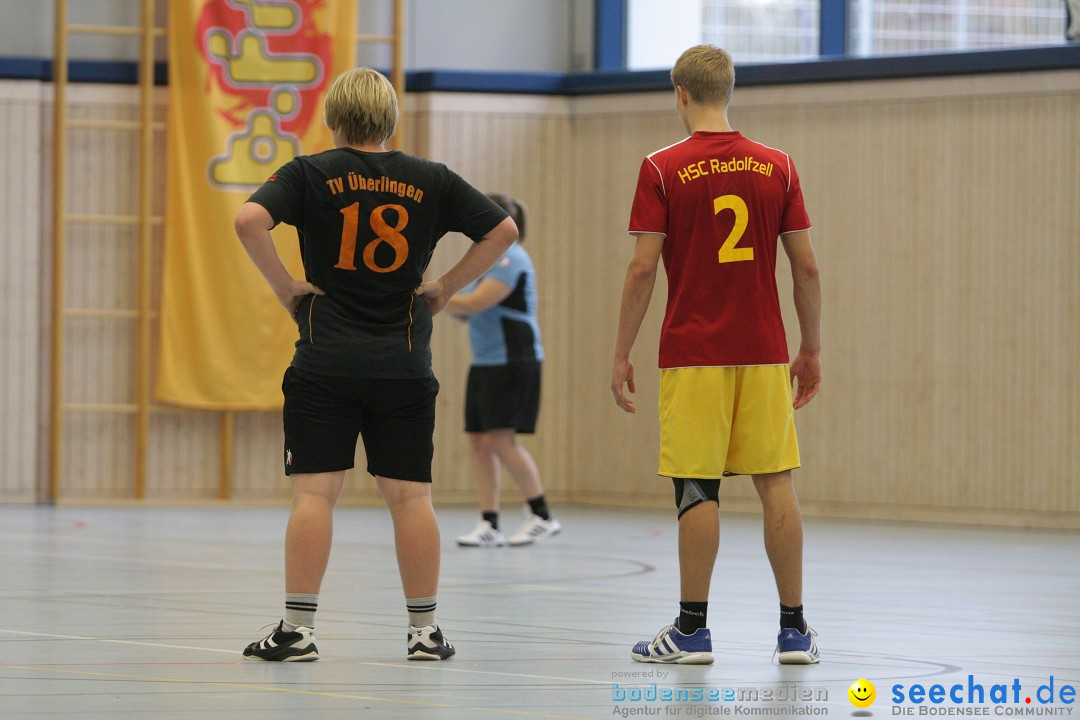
[0,57,169,84]
[1,45,1077,95]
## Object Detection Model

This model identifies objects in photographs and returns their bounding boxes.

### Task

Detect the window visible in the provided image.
[849,0,1069,56]
[628,0,819,68]
[702,0,820,63]
[626,0,1070,69]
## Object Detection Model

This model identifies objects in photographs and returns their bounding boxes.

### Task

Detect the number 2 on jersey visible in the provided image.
[335,203,409,273]
[714,194,753,263]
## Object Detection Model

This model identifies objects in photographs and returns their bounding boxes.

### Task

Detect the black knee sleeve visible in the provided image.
[672,477,721,519]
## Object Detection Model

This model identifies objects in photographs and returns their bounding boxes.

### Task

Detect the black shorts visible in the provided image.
[281,367,439,482]
[464,362,541,434]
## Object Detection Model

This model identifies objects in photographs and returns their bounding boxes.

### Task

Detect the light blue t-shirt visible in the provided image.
[465,242,544,366]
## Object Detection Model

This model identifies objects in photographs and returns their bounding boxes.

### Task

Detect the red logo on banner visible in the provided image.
[196,0,335,188]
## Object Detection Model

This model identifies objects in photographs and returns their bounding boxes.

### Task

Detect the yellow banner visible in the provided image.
[157,0,357,409]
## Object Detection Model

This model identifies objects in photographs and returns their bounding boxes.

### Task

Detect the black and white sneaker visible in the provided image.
[243,621,319,662]
[407,625,456,660]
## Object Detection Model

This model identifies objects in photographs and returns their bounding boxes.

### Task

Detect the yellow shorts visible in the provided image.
[658,365,800,478]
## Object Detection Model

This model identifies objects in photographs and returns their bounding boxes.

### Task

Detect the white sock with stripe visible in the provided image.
[406,596,437,628]
[283,593,318,631]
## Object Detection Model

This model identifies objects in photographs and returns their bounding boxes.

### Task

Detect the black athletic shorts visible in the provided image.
[281,366,439,482]
[464,361,541,434]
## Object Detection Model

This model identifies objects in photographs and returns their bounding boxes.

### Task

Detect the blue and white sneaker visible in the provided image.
[776,626,819,664]
[631,624,714,664]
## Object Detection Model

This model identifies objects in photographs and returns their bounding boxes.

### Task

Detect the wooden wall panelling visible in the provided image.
[565,107,675,506]
[5,71,1076,526]
[0,82,44,502]
[415,95,577,509]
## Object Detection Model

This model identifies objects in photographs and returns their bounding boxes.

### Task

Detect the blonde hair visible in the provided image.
[324,67,398,146]
[670,45,735,107]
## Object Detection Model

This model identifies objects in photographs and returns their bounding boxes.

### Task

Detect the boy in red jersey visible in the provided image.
[611,45,822,665]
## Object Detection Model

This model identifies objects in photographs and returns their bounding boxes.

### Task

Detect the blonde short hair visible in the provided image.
[670,45,735,107]
[324,67,398,146]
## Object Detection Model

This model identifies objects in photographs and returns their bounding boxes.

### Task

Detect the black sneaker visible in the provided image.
[407,625,455,660]
[243,621,319,662]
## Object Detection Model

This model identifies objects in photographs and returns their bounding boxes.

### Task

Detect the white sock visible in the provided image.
[406,596,437,628]
[283,593,318,631]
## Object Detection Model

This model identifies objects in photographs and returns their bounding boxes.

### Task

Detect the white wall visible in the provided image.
[408,0,586,72]
[0,0,594,73]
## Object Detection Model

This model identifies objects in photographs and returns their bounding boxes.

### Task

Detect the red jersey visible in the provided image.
[629,131,811,368]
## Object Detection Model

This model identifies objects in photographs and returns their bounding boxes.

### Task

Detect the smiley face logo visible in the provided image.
[848,679,876,708]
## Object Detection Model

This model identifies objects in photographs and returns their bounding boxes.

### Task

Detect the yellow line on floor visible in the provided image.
[3,664,597,719]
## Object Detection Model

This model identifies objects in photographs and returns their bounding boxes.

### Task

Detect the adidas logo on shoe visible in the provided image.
[776,626,820,665]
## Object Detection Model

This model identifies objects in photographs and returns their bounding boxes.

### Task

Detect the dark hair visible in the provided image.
[487,192,526,242]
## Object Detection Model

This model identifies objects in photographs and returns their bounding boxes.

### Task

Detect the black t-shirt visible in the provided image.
[249,148,508,378]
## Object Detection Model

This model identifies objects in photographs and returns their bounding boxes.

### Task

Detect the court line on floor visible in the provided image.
[0,629,238,655]
[2,628,969,684]
[0,628,616,687]
[1,547,657,588]
[0,588,278,598]
[360,660,613,685]
[0,664,594,719]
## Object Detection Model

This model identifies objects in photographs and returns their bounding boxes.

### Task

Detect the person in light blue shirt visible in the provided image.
[446,194,561,547]
[462,241,544,367]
